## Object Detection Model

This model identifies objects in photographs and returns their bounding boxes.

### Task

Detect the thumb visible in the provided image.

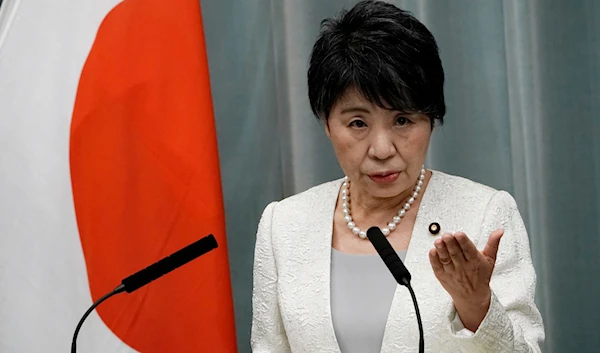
[482,228,504,264]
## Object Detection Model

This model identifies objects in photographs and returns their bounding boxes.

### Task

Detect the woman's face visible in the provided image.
[325,89,432,200]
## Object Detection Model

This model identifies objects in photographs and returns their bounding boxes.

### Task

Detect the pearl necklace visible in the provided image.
[341,166,426,239]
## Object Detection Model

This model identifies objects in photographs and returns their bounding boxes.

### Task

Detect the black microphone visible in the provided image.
[71,234,218,353]
[367,227,424,353]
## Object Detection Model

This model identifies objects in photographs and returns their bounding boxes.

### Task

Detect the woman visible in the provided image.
[251,1,545,352]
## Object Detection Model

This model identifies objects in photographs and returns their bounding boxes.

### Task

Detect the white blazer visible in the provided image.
[251,170,545,352]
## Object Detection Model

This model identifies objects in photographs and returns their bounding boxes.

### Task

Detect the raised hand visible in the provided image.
[428,229,504,332]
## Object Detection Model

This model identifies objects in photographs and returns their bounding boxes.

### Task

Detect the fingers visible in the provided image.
[483,228,504,262]
[434,236,453,269]
[454,232,478,261]
[429,248,444,274]
[443,233,467,266]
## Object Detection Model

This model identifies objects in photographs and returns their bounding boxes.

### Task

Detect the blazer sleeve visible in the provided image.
[448,190,545,352]
[250,202,292,353]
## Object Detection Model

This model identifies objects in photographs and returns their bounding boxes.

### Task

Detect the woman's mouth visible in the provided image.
[368,172,400,184]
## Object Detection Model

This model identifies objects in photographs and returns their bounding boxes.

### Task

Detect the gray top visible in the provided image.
[331,248,408,353]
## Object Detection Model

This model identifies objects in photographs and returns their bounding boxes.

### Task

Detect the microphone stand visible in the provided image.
[405,281,424,353]
[71,284,125,353]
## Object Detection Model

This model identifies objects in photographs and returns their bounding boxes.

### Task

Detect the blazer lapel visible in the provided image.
[297,179,343,353]
[380,171,452,353]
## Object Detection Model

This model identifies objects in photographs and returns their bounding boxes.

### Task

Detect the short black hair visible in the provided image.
[308,0,445,126]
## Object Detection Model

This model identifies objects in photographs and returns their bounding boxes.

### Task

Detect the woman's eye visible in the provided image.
[396,116,411,126]
[349,120,367,128]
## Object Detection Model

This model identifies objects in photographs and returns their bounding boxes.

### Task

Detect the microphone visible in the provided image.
[120,234,218,293]
[367,227,424,353]
[367,227,411,286]
[71,234,218,353]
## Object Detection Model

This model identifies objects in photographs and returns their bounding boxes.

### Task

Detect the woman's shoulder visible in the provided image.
[258,178,342,220]
[271,178,343,210]
[430,169,519,213]
[432,169,499,197]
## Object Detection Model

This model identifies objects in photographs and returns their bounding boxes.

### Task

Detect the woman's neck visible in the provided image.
[352,187,412,216]
[349,171,431,218]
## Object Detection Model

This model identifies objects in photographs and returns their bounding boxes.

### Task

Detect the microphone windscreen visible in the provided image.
[367,227,411,285]
[121,234,218,293]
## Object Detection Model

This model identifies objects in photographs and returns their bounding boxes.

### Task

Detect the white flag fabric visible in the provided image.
[0,0,136,351]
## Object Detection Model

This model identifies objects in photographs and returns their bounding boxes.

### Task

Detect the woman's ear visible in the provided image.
[324,120,331,138]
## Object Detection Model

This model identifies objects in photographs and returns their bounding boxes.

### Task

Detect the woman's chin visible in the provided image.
[365,183,408,199]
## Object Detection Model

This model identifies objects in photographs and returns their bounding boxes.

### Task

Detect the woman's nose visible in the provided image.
[367,132,395,161]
